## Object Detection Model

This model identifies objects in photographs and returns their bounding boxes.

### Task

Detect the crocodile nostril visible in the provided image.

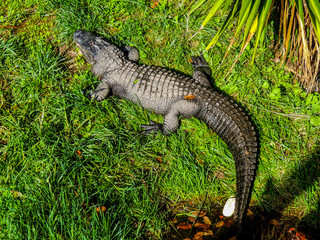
[74,30,85,39]
[73,31,80,39]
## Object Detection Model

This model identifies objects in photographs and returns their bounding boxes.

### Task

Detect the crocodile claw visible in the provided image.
[140,120,163,134]
[191,55,208,68]
[89,90,107,102]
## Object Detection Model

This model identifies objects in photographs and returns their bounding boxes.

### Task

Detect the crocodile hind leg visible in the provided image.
[123,46,140,62]
[89,81,111,102]
[141,99,200,134]
[191,55,212,87]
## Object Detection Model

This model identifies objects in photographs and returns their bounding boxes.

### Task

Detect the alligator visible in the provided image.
[73,30,258,236]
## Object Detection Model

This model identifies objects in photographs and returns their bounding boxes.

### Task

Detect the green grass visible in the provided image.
[0,0,319,239]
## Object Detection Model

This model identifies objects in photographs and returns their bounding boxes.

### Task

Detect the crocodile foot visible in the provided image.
[191,55,211,77]
[140,120,163,134]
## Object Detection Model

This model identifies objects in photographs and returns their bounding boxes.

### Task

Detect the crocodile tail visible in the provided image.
[198,93,258,234]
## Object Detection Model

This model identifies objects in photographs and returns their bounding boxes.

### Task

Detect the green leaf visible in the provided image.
[200,0,226,28]
[187,0,206,16]
[269,87,281,100]
[306,0,320,23]
[314,101,320,112]
[262,81,270,89]
[305,0,320,42]
[238,0,252,20]
[293,0,304,23]
[310,116,320,126]
[205,0,241,50]
[221,0,233,14]
[251,0,273,64]
[241,0,261,47]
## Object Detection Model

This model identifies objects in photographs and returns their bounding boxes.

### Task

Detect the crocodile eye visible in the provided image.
[89,41,94,48]
[88,41,99,55]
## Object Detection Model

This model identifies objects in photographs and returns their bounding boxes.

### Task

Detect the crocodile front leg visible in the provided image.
[191,55,212,87]
[123,46,140,62]
[89,81,111,101]
[141,99,200,134]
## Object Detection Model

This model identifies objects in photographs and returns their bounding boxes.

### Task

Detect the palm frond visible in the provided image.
[188,0,320,92]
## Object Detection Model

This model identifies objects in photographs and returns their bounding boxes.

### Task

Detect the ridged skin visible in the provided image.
[74,30,258,235]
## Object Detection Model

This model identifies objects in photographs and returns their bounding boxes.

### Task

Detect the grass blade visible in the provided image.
[187,0,206,16]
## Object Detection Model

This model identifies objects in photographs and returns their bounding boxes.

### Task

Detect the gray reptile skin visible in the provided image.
[74,30,258,235]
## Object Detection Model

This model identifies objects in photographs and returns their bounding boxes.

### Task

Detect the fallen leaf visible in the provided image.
[150,1,159,9]
[246,209,254,220]
[183,238,191,240]
[133,221,145,228]
[188,216,196,223]
[193,231,204,240]
[81,202,88,215]
[296,231,306,240]
[216,220,225,228]
[204,230,214,236]
[184,94,196,100]
[225,219,234,229]
[218,215,224,219]
[76,150,83,158]
[169,218,178,224]
[194,223,210,230]
[228,237,237,240]
[156,156,162,163]
[270,219,281,227]
[177,222,192,230]
[214,170,226,179]
[96,206,106,214]
[189,211,207,218]
[200,212,207,217]
[246,209,254,216]
[11,191,24,199]
[288,228,296,233]
[203,216,212,225]
[196,158,203,165]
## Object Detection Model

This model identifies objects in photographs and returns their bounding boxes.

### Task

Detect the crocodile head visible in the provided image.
[74,30,125,76]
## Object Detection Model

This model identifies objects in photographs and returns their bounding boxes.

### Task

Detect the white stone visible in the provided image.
[223,196,236,217]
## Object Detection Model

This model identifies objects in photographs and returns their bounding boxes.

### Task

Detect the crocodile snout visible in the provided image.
[73,30,83,40]
[73,30,95,44]
[74,30,98,64]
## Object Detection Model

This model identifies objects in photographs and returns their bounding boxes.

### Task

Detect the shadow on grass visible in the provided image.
[260,145,320,238]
